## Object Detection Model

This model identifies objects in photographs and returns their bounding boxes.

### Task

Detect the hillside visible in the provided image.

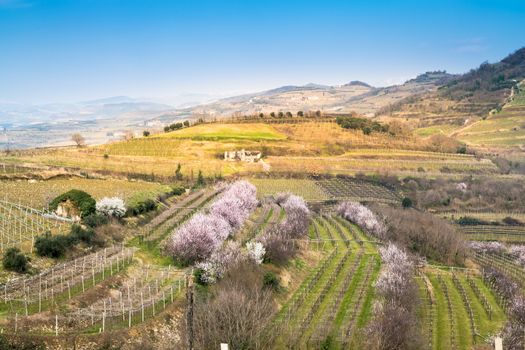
[151,72,452,122]
[380,48,525,127]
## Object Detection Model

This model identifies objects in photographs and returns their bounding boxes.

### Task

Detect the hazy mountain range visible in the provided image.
[0,73,452,149]
[2,47,524,149]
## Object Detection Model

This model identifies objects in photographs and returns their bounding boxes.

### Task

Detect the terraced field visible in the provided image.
[459,225,525,243]
[316,177,400,204]
[141,187,222,243]
[456,105,525,147]
[439,211,525,222]
[266,154,498,176]
[274,214,380,349]
[251,177,400,204]
[418,268,505,350]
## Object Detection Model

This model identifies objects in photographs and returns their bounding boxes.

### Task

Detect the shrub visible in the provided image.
[263,271,279,289]
[457,145,467,154]
[175,163,183,180]
[49,189,96,218]
[503,216,523,226]
[35,224,99,258]
[127,198,157,216]
[0,335,45,350]
[3,248,30,273]
[402,197,412,208]
[83,213,109,228]
[35,233,69,258]
[193,268,207,285]
[70,224,96,245]
[456,216,489,226]
[170,185,185,196]
[96,197,126,218]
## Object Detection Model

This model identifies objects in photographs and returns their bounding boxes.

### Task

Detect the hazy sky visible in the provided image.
[1,0,524,104]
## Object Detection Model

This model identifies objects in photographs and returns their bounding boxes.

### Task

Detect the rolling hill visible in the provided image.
[380,48,525,129]
[152,72,453,121]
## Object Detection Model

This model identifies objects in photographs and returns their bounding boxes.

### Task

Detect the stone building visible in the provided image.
[224,149,262,162]
[55,199,82,222]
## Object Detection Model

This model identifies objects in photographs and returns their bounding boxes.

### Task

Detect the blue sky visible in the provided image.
[0,0,524,104]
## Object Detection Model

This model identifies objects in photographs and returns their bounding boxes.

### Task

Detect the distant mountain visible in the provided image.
[80,96,139,106]
[343,80,373,88]
[161,75,450,119]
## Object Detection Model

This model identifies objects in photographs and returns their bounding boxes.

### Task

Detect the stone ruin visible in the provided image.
[55,199,82,222]
[224,149,262,163]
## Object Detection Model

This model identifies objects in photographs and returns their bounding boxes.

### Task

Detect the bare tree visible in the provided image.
[192,264,276,349]
[71,133,85,147]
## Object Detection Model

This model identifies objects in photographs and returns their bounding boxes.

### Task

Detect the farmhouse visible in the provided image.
[224,149,262,162]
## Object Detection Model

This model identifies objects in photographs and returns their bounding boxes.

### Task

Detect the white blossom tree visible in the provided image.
[246,241,265,265]
[96,197,126,217]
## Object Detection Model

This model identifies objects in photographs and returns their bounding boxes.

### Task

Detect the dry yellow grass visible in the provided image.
[2,122,492,179]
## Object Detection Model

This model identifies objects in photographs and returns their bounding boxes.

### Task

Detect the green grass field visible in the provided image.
[157,123,287,141]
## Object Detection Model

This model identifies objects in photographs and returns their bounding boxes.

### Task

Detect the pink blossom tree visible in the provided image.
[337,201,385,238]
[167,180,258,265]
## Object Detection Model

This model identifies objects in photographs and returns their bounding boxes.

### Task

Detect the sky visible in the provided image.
[0,0,524,104]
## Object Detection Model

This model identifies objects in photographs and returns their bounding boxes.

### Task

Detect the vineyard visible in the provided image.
[0,173,522,348]
[251,177,400,204]
[440,211,525,222]
[474,251,525,289]
[250,178,329,201]
[0,178,171,208]
[2,122,504,180]
[141,187,222,243]
[316,177,400,204]
[417,267,505,350]
[0,199,71,252]
[459,225,525,243]
[265,154,498,177]
[273,214,380,349]
[0,189,212,335]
